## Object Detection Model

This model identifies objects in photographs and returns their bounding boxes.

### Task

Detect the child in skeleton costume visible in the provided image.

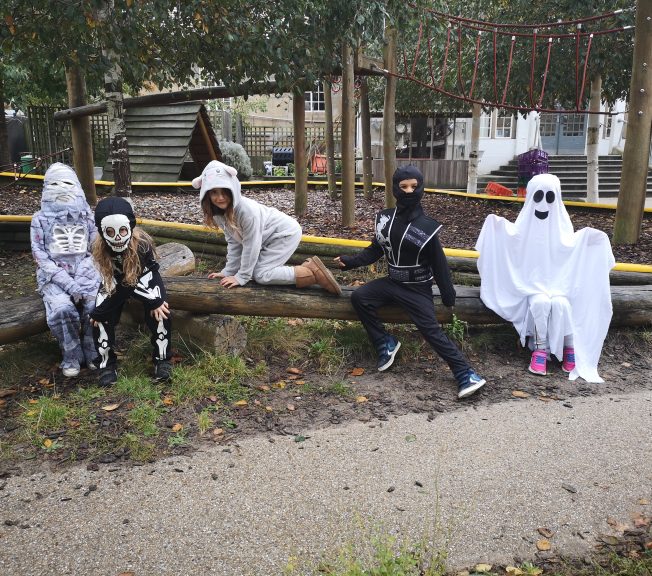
[31,163,101,378]
[335,165,487,399]
[475,173,615,382]
[90,197,172,386]
[195,160,341,294]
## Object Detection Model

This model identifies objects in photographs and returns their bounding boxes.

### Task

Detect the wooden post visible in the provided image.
[359,77,374,200]
[614,0,652,244]
[467,103,481,194]
[65,65,97,205]
[341,43,356,226]
[293,90,308,216]
[383,26,397,207]
[197,114,218,161]
[323,78,338,200]
[586,74,602,204]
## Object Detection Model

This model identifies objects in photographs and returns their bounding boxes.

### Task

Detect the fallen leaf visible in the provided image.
[265,406,273,412]
[355,395,368,403]
[28,399,38,404]
[162,396,174,406]
[102,403,121,412]
[512,390,530,398]
[0,389,17,398]
[25,410,37,417]
[536,539,551,551]
[171,423,183,432]
[598,534,620,546]
[606,517,628,532]
[39,377,51,386]
[505,567,524,575]
[405,434,417,442]
[631,513,650,528]
[212,428,224,436]
[257,385,270,392]
[350,367,365,376]
[287,367,303,375]
[253,399,261,406]
[233,399,248,407]
[294,380,306,386]
[621,361,631,368]
[287,404,295,411]
[43,439,53,448]
[473,564,492,573]
[118,572,136,576]
[537,527,554,538]
[638,498,650,505]
[0,399,6,408]
[208,395,218,402]
[538,396,552,402]
[287,374,300,380]
[273,380,286,389]
[645,541,652,550]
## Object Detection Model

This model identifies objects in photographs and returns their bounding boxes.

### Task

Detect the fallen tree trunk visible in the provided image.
[3,281,651,345]
[162,279,652,328]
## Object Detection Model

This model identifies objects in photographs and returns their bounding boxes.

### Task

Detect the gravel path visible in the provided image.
[1,389,651,576]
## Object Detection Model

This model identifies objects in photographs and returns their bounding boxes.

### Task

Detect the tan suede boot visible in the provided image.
[302,256,342,295]
[294,265,316,288]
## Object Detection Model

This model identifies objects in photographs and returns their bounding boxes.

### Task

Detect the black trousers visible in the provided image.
[92,284,172,370]
[350,277,470,380]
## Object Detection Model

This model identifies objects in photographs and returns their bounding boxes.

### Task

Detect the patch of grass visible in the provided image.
[119,432,156,463]
[443,313,468,345]
[170,352,254,404]
[547,553,652,576]
[323,378,353,397]
[114,375,161,403]
[21,395,68,433]
[0,334,60,387]
[127,403,161,437]
[197,408,214,435]
[167,430,188,448]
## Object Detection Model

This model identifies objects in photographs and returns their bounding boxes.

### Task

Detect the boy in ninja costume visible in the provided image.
[335,165,487,399]
[31,163,101,377]
[90,197,172,386]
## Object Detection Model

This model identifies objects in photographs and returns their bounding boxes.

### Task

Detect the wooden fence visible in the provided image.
[372,158,469,189]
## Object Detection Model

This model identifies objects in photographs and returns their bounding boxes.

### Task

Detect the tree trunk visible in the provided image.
[586,75,602,204]
[293,91,308,216]
[341,43,356,226]
[614,0,652,244]
[235,113,244,145]
[323,78,338,200]
[65,65,97,205]
[0,74,11,168]
[359,77,374,200]
[467,103,481,194]
[383,26,398,208]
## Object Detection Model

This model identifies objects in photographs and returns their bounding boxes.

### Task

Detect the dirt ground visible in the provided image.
[1,185,651,476]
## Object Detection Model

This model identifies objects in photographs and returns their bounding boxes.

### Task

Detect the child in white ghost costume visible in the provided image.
[90,197,172,387]
[30,163,101,378]
[475,173,615,383]
[194,160,341,294]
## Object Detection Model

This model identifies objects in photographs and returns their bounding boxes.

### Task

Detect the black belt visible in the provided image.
[388,264,433,283]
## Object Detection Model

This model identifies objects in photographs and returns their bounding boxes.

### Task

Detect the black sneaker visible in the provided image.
[457,370,486,399]
[377,335,401,372]
[154,360,172,382]
[98,367,118,387]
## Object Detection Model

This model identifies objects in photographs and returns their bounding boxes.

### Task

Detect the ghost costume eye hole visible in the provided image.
[533,190,544,203]
[546,190,555,203]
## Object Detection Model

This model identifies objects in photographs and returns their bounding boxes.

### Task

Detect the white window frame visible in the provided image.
[305,82,325,112]
[494,111,514,139]
[479,112,491,138]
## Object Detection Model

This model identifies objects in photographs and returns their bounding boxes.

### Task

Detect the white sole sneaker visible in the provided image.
[62,367,80,378]
[377,341,401,372]
[457,377,486,399]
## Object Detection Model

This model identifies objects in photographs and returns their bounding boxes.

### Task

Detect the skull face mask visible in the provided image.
[100,214,132,253]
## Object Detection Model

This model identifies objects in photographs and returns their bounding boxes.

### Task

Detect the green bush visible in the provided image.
[219,141,253,180]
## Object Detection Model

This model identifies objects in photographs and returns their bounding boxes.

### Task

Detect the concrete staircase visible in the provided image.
[477,155,652,200]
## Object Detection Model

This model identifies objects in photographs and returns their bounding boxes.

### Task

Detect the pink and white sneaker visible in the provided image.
[562,347,576,373]
[528,350,547,376]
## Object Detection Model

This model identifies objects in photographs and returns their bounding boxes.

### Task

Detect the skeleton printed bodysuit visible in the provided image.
[90,197,172,370]
[30,163,100,372]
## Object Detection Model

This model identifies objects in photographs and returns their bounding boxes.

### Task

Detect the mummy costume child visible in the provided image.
[30,163,101,377]
[335,165,487,399]
[475,173,615,382]
[90,197,172,386]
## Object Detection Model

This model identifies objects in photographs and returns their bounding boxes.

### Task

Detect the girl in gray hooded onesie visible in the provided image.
[194,160,340,294]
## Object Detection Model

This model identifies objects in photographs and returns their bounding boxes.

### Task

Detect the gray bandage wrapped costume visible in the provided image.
[30,163,101,372]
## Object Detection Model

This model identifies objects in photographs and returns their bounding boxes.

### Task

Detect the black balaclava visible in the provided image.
[392,165,425,220]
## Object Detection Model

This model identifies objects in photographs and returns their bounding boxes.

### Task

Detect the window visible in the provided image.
[540,114,557,137]
[562,114,585,137]
[479,112,491,138]
[305,82,325,111]
[603,114,612,139]
[494,111,513,138]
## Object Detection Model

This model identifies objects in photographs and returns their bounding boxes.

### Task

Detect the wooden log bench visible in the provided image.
[4,281,651,347]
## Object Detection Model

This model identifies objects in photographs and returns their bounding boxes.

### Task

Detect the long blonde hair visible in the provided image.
[201,189,240,236]
[92,228,156,291]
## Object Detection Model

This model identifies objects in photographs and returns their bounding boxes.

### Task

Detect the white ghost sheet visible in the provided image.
[475,173,615,383]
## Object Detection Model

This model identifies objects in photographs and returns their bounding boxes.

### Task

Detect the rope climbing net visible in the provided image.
[386,7,635,114]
